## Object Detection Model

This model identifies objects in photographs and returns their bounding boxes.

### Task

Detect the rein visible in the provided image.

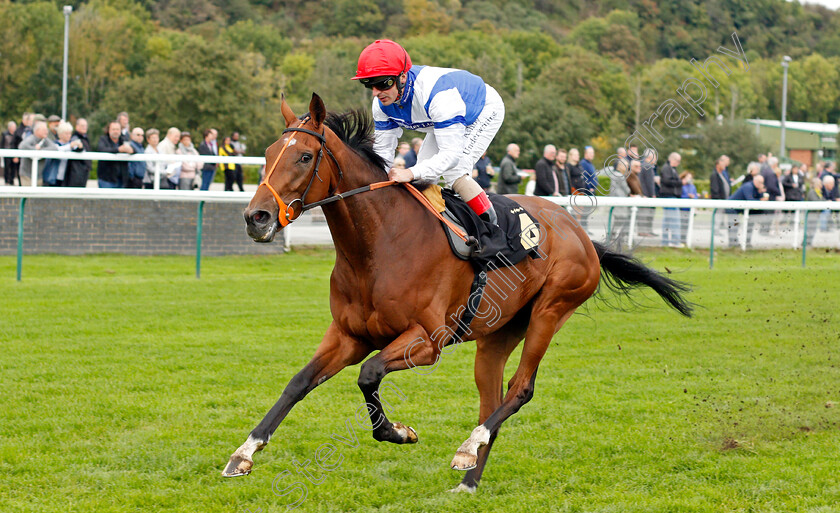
[258,123,470,242]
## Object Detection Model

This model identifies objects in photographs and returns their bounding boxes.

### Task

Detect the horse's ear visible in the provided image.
[309,93,326,128]
[281,94,296,128]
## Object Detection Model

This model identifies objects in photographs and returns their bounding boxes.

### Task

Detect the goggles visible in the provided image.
[360,76,398,90]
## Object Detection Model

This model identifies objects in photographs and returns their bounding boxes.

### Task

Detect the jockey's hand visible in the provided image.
[388,166,414,183]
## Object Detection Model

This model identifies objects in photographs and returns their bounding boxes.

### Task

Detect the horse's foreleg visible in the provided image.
[452,330,523,493]
[222,323,371,477]
[357,324,436,444]
[451,304,576,471]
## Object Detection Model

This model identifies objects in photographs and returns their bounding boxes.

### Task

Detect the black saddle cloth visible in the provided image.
[441,189,541,270]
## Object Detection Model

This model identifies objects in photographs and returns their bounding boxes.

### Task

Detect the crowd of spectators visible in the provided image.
[0,111,248,190]
[472,141,840,248]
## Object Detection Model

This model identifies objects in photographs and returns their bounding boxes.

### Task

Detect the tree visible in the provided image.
[536,46,634,136]
[69,0,153,114]
[493,84,595,168]
[324,0,384,38]
[220,20,293,68]
[0,1,63,116]
[101,37,284,154]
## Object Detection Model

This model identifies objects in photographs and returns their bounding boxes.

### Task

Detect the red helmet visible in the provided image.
[352,39,412,80]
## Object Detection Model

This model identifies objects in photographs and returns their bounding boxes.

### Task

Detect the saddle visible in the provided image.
[431,187,542,269]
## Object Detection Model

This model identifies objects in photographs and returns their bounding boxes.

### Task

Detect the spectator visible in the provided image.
[761,156,782,201]
[97,120,133,188]
[397,141,412,166]
[758,153,769,174]
[814,161,825,179]
[581,146,598,195]
[47,115,61,141]
[156,127,181,189]
[231,131,246,187]
[53,121,82,187]
[567,148,585,193]
[126,127,146,189]
[805,177,824,246]
[2,121,18,185]
[608,159,642,248]
[143,128,161,189]
[407,137,422,168]
[554,148,571,196]
[18,120,57,186]
[177,131,200,190]
[782,164,804,202]
[533,144,559,196]
[66,118,92,187]
[637,149,657,237]
[824,161,838,181]
[117,112,130,139]
[710,156,731,199]
[739,160,759,185]
[40,115,64,185]
[472,152,494,192]
[728,174,769,248]
[219,135,243,191]
[496,143,521,195]
[821,174,839,232]
[659,152,682,247]
[12,113,34,155]
[711,156,734,247]
[198,128,217,191]
[616,146,628,165]
[679,171,698,244]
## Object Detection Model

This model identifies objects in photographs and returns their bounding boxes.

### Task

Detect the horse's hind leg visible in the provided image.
[451,327,524,493]
[451,301,577,471]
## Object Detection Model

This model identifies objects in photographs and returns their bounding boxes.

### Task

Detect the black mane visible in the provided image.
[324,110,387,172]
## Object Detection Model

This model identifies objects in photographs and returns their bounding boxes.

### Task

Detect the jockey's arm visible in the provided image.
[409,90,469,182]
[409,124,464,182]
[372,103,401,171]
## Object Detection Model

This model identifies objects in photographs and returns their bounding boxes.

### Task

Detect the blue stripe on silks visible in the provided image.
[424,70,486,125]
[375,120,399,131]
[434,116,467,129]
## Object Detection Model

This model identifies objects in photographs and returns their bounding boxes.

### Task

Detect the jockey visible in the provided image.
[353,39,504,225]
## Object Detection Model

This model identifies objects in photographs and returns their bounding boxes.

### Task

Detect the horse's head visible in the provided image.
[244,93,342,242]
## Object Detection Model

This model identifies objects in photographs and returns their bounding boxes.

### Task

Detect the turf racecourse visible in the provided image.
[2,249,839,513]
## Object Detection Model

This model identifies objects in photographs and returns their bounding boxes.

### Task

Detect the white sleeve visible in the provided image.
[373,128,400,171]
[372,101,401,170]
[410,124,464,182]
[409,88,466,181]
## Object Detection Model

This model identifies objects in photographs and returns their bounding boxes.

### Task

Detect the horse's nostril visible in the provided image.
[253,210,270,224]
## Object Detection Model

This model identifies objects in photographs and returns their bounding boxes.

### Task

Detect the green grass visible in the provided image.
[1,249,839,513]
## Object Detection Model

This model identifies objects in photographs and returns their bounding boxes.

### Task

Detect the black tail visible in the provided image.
[592,241,693,317]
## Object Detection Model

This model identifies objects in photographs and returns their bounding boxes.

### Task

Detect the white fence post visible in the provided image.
[32,158,40,187]
[686,207,696,249]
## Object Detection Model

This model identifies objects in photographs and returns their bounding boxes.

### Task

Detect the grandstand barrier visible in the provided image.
[2,150,839,280]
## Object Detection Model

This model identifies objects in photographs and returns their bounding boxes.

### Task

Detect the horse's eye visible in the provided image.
[300,153,313,164]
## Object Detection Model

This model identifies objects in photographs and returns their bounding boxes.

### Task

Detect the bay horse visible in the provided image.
[225,94,691,492]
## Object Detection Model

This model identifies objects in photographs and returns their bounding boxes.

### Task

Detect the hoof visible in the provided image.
[393,422,419,444]
[450,451,477,471]
[448,483,477,493]
[222,454,253,477]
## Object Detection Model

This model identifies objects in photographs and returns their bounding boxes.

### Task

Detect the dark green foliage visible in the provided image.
[0,0,834,169]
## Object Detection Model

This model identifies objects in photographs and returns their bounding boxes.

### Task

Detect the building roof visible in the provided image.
[747,119,838,135]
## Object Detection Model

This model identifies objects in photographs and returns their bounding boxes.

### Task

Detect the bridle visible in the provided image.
[257,119,346,227]
[256,116,470,243]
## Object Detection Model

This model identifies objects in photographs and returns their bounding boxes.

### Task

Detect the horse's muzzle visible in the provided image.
[244,208,279,243]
